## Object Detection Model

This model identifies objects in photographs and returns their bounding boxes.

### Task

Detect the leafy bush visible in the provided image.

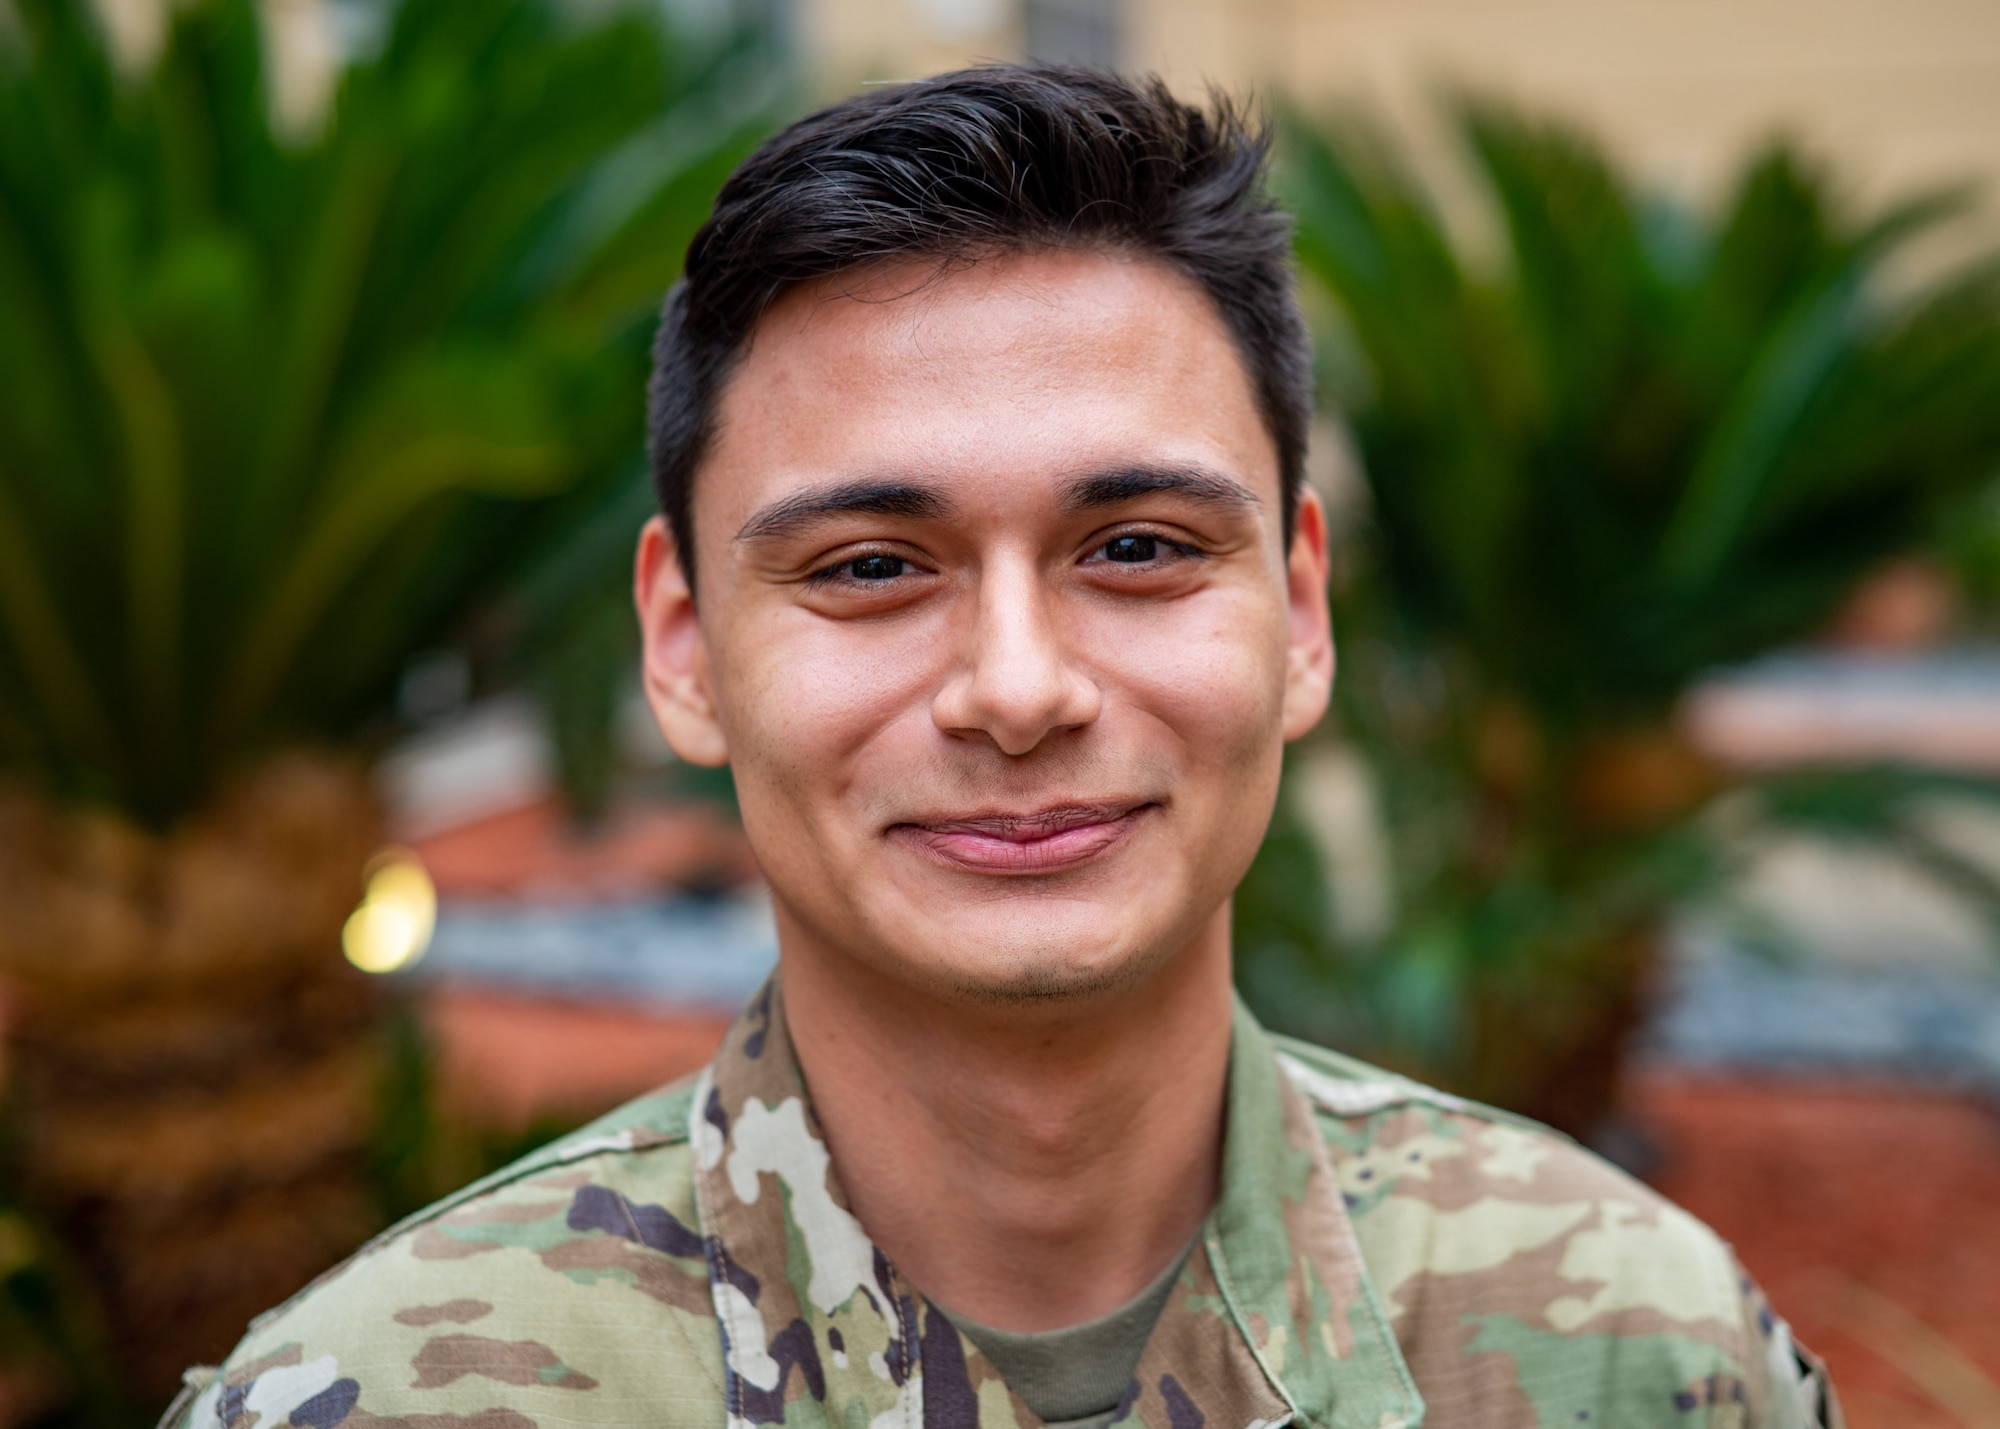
[0,0,774,825]
[0,2,776,1411]
[1240,101,2000,1127]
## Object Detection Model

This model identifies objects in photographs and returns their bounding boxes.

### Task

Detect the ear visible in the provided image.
[1280,488,1335,741]
[634,516,730,767]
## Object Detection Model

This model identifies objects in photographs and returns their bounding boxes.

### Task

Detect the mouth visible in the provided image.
[887,800,1158,875]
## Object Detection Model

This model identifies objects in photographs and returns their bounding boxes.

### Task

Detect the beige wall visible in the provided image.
[803,0,1020,90]
[803,0,2000,247]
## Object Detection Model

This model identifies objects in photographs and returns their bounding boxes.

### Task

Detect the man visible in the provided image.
[171,67,1837,1429]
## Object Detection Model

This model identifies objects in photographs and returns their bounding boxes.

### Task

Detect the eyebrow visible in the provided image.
[1060,464,1262,515]
[735,479,954,543]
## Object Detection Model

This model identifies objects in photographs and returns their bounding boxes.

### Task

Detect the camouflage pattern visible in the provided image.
[166,980,1839,1429]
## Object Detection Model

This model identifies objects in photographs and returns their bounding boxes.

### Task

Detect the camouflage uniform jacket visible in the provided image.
[169,981,1839,1429]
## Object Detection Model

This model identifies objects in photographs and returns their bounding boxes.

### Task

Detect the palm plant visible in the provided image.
[0,0,772,1406]
[1237,101,2000,1136]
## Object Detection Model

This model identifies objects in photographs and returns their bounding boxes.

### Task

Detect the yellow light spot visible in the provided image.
[343,846,437,974]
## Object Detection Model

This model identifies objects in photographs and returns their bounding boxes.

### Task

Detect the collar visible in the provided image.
[688,979,1422,1429]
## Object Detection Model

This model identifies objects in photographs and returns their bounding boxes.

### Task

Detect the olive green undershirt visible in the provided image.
[934,1240,1197,1429]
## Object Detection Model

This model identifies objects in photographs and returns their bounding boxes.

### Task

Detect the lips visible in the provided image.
[888,800,1156,874]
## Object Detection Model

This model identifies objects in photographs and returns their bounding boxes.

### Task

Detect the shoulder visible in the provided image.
[1272,1035,1742,1329]
[167,1079,728,1429]
[1271,1035,1838,1428]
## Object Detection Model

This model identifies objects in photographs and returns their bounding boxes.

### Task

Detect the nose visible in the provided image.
[931,554,1102,756]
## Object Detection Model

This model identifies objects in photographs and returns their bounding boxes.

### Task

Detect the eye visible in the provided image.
[1086,531,1202,568]
[804,550,922,590]
[847,554,907,581]
[1102,534,1159,563]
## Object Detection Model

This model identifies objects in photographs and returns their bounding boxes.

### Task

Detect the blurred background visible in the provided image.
[1,0,1998,1423]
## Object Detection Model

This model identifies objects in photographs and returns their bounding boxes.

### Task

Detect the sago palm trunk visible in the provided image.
[1465,719,1722,1141]
[0,752,388,1403]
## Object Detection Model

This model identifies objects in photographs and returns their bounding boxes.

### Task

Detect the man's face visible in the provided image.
[637,249,1332,1003]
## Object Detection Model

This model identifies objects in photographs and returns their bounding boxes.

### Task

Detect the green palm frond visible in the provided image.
[0,0,778,824]
[1281,103,2000,728]
[1245,98,2000,1108]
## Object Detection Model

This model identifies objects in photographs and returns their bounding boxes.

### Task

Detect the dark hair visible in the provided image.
[647,64,1312,588]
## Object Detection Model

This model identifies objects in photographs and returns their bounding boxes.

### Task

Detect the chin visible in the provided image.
[914,919,1181,1008]
[790,866,1227,1008]
[942,957,1141,1006]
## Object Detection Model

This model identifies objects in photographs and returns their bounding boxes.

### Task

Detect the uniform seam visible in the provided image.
[395,1094,697,1229]
[1274,1047,1568,1145]
[668,1298,728,1401]
[701,1226,747,1425]
[1285,1077,1426,1429]
[688,1064,751,1427]
[242,1092,697,1334]
[902,1294,922,1429]
[1199,1224,1307,1429]
[153,1367,213,1429]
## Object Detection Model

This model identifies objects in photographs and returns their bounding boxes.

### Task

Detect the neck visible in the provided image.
[779,907,1235,1333]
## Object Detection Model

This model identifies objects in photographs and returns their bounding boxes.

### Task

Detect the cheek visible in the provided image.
[1090,588,1290,771]
[711,606,947,814]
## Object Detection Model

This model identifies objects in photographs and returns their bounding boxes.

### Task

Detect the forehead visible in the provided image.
[696,248,1277,536]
